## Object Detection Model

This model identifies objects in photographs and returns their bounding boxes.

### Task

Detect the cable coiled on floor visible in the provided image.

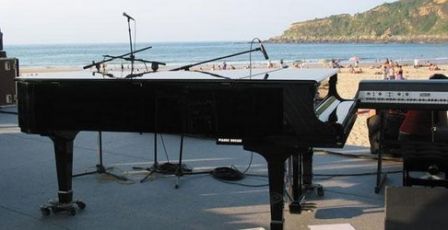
[211,166,245,181]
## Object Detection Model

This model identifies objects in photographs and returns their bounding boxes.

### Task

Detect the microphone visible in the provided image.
[259,43,269,60]
[123,12,135,21]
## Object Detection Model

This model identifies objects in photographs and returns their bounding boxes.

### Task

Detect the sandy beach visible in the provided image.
[19,62,448,149]
[332,63,448,148]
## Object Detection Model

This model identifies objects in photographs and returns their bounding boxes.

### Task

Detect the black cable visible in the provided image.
[245,173,268,178]
[247,170,404,178]
[155,162,192,175]
[211,169,403,188]
[198,147,402,186]
[160,134,170,162]
[183,170,211,175]
[245,169,404,179]
[147,135,404,187]
[210,150,255,182]
[240,152,254,174]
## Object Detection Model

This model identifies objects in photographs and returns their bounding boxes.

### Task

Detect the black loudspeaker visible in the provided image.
[0,58,19,106]
[385,186,448,230]
[0,29,5,58]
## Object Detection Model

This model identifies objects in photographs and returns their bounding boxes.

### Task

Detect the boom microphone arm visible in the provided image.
[259,43,269,60]
[170,41,269,71]
[82,46,152,69]
[103,55,166,66]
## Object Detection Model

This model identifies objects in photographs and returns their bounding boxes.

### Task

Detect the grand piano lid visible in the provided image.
[16,68,337,82]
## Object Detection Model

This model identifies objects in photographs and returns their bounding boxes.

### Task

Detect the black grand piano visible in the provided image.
[17,68,357,230]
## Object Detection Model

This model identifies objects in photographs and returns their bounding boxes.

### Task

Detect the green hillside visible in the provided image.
[270,0,448,43]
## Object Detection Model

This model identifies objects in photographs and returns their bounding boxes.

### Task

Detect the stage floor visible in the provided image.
[0,106,403,230]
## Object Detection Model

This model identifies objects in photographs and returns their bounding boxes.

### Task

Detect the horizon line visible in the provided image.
[5,40,252,46]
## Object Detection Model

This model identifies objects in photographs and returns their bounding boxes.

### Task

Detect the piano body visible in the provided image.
[17,68,357,230]
[357,79,448,193]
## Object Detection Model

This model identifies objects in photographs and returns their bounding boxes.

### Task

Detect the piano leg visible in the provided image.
[244,141,292,230]
[303,148,312,185]
[266,158,286,230]
[288,152,303,214]
[40,131,85,216]
[288,148,323,214]
[303,148,324,197]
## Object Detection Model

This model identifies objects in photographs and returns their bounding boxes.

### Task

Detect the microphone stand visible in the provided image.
[170,47,265,71]
[73,131,128,181]
[126,16,135,75]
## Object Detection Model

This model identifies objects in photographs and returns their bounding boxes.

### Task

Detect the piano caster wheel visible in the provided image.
[317,187,324,197]
[40,207,51,216]
[75,201,86,210]
[40,199,85,216]
[289,202,302,214]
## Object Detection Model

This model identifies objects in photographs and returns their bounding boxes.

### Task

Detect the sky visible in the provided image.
[0,0,397,44]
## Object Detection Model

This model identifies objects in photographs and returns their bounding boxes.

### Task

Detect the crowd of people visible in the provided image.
[202,58,443,77]
[382,58,404,80]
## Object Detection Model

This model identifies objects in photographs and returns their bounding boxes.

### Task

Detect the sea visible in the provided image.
[5,42,448,68]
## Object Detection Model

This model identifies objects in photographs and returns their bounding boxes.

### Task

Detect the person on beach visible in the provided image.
[349,64,362,74]
[330,59,341,69]
[383,65,388,80]
[280,59,288,68]
[398,74,448,141]
[414,59,419,68]
[395,65,404,80]
[267,60,273,68]
[429,63,441,71]
[387,63,395,80]
[382,59,391,80]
